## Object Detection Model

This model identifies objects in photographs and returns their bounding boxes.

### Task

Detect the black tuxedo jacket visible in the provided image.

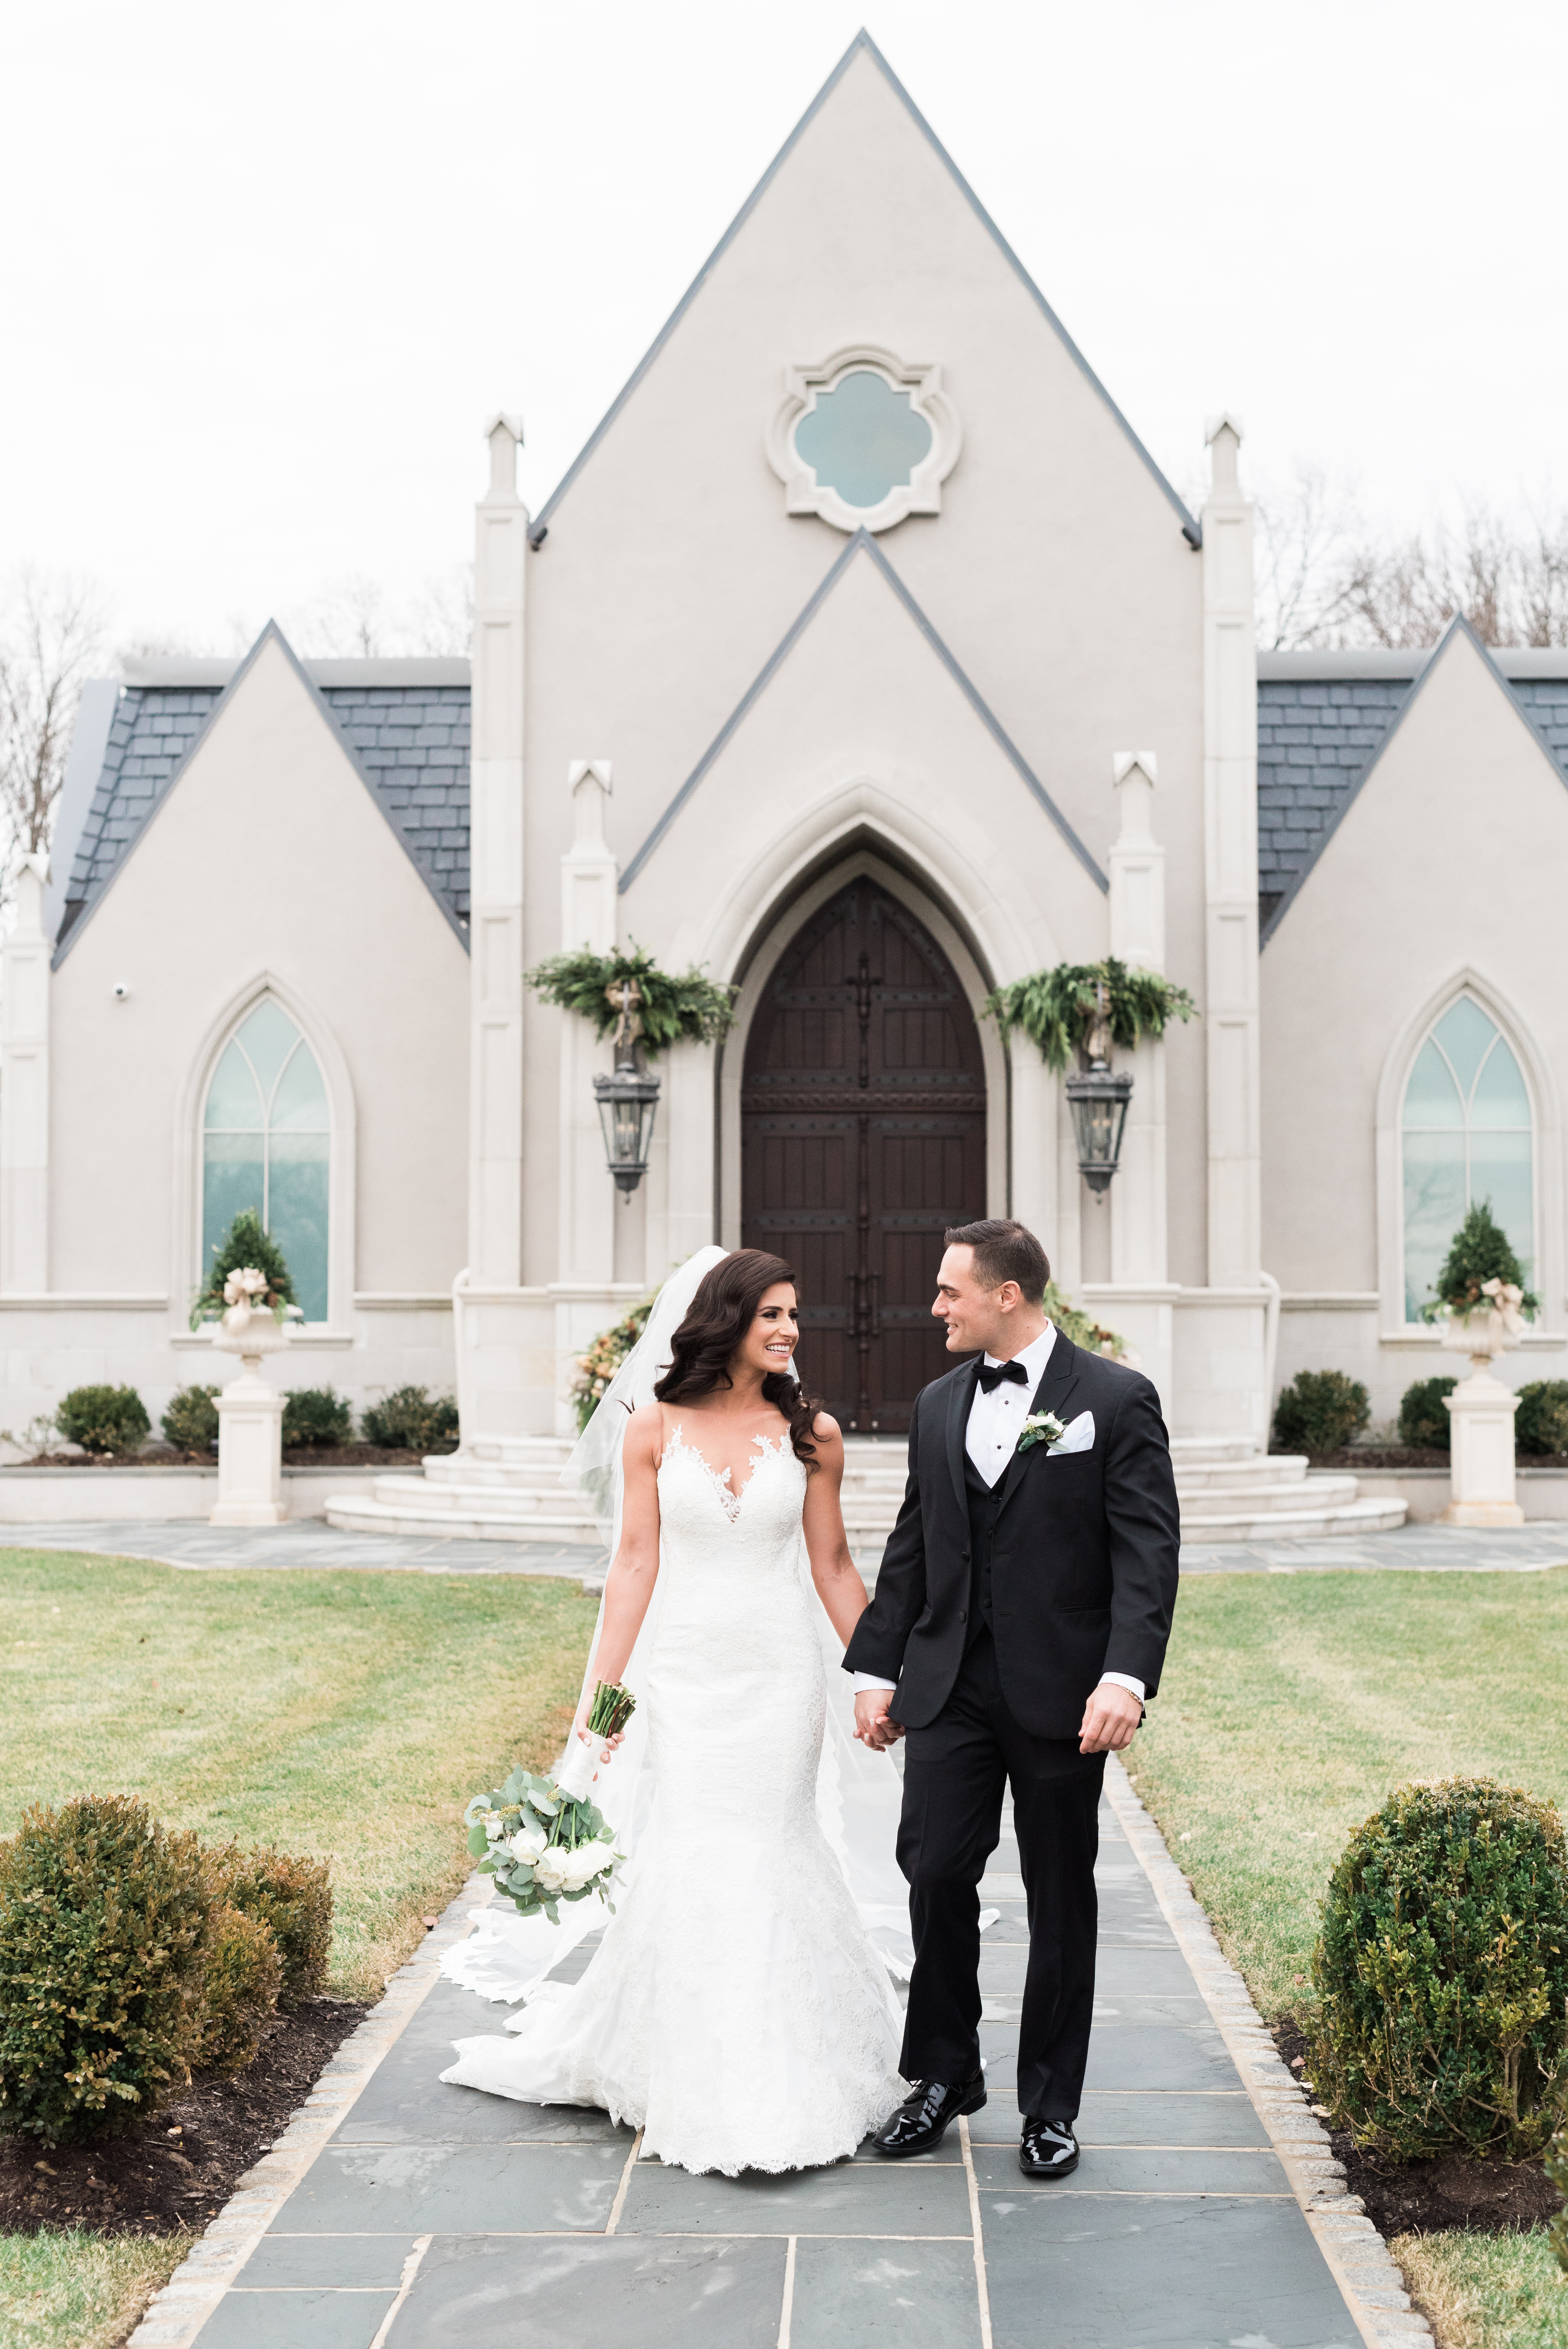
[843,1334,1180,1740]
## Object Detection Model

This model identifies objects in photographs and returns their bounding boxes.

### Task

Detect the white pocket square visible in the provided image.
[1048,1409,1095,1456]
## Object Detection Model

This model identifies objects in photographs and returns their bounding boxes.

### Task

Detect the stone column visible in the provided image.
[468,414,528,1290]
[1,852,51,1292]
[1095,754,1176,1405]
[557,761,618,1288]
[1200,416,1262,1289]
[1443,1366,1524,1526]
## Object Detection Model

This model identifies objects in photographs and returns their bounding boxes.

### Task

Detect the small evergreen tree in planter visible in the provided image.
[1272,1370,1370,1461]
[189,1207,299,1331]
[56,1384,151,1458]
[1421,1199,1537,1328]
[1398,1375,1458,1451]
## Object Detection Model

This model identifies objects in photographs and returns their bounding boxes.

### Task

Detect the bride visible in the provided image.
[440,1247,909,2176]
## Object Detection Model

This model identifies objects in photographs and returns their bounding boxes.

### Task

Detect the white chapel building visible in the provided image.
[5,34,1567,1517]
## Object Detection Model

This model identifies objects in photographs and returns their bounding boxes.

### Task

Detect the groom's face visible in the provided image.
[933,1245,1021,1358]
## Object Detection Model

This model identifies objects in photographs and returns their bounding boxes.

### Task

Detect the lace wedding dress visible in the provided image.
[441,1423,908,2175]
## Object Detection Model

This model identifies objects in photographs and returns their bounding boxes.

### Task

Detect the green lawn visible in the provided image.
[1130,1564,1568,2349]
[0,2230,195,2349]
[0,1544,598,2347]
[0,1548,598,1997]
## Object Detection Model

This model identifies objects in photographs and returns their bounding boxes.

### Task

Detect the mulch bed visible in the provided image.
[18,1446,457,1469]
[1272,2017,1563,2235]
[1268,1446,1568,1470]
[0,1995,368,2238]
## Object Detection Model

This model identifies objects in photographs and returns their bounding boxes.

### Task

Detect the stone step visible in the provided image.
[1175,1496,1407,1542]
[371,1473,599,1517]
[1175,1454,1310,1492]
[1168,1436,1263,1466]
[1179,1472,1362,1520]
[324,1492,604,1544]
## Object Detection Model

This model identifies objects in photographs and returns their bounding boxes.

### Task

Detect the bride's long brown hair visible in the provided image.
[654,1250,823,1469]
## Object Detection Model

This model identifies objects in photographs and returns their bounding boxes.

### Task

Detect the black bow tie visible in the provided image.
[978,1359,1029,1393]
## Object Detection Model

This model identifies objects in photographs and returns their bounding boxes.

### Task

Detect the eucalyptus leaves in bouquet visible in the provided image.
[466,1765,623,1924]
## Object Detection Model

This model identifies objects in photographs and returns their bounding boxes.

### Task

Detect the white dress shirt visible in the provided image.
[854,1321,1146,1707]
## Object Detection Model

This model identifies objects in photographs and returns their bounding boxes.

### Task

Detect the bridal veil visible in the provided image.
[442,1244,917,2004]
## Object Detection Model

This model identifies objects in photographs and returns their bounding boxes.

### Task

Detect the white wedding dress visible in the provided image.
[441,1420,908,2174]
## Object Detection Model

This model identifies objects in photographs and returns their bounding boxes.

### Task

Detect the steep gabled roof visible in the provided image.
[53,628,471,963]
[530,29,1199,549]
[1259,620,1568,945]
[618,527,1108,895]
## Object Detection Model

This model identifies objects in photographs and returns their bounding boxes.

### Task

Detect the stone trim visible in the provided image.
[1104,1758,1431,2347]
[124,1878,493,2349]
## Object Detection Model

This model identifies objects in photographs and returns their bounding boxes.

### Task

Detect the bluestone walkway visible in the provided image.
[131,1767,1421,2349]
[2,1513,1566,1589]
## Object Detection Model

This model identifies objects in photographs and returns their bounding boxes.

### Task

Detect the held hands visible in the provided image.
[1079,1681,1142,1755]
[853,1689,904,1752]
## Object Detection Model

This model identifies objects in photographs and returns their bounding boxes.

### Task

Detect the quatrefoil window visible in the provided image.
[767,347,961,534]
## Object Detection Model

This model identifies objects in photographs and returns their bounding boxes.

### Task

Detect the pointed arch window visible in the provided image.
[202,998,330,1321]
[1401,996,1533,1322]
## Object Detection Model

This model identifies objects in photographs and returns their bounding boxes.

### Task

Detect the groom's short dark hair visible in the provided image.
[944,1218,1050,1303]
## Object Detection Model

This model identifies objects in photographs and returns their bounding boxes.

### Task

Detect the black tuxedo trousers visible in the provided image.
[845,1335,1180,2118]
[897,1453,1104,2113]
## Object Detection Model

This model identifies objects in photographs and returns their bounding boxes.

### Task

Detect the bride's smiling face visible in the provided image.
[733,1283,800,1383]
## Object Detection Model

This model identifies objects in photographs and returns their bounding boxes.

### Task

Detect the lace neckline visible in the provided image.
[662,1425,791,1525]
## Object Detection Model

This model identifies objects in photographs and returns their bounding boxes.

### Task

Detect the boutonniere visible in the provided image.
[1016,1411,1067,1456]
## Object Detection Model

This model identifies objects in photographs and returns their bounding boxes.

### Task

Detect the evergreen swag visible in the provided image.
[1422,1198,1539,1321]
[524,944,738,1057]
[984,958,1197,1073]
[189,1207,298,1331]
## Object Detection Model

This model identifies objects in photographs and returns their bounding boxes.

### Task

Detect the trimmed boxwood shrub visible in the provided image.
[55,1385,151,1458]
[0,1796,210,2143]
[1398,1375,1458,1452]
[1514,1379,1568,1459]
[362,1385,459,1455]
[194,1906,281,2075]
[161,1384,220,1455]
[281,1386,354,1449]
[218,1847,332,2008]
[1307,1777,1568,2162]
[1272,1370,1370,1460]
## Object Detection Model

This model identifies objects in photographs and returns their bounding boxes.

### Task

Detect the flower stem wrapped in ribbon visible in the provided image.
[555,1680,637,1803]
[465,1761,625,1926]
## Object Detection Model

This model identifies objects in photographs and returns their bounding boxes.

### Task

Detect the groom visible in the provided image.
[846,1218,1179,2177]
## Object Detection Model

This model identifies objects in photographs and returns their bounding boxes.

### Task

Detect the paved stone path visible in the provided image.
[132,1768,1420,2349]
[2,1512,1563,1587]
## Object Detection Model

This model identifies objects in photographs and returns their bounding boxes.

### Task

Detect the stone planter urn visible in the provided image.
[208,1299,295,1526]
[1438,1280,1526,1528]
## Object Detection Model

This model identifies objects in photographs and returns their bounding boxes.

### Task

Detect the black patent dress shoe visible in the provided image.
[871,2073,987,2158]
[1019,2117,1079,2177]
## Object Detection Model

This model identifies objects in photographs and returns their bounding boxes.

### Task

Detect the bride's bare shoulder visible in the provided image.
[621,1402,665,1460]
[810,1409,843,1453]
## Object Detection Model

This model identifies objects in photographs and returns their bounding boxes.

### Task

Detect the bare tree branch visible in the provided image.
[0,569,108,873]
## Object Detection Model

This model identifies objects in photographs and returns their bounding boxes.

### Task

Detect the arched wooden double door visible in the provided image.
[741,877,987,1432]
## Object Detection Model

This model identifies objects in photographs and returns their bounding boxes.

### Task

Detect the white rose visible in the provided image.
[533,1847,570,1894]
[509,1824,547,1863]
[561,1841,613,1891]
[480,1810,506,1842]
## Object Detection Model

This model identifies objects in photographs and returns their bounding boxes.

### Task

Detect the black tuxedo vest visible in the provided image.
[964,1448,1001,1644]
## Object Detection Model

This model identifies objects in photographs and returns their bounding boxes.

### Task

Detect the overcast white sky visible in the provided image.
[5,0,1566,651]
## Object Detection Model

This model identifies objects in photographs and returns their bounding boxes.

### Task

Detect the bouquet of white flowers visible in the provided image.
[465,1763,624,1925]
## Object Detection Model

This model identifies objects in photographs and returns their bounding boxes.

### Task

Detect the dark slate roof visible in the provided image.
[1256,675,1413,914]
[54,649,470,955]
[1256,640,1568,938]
